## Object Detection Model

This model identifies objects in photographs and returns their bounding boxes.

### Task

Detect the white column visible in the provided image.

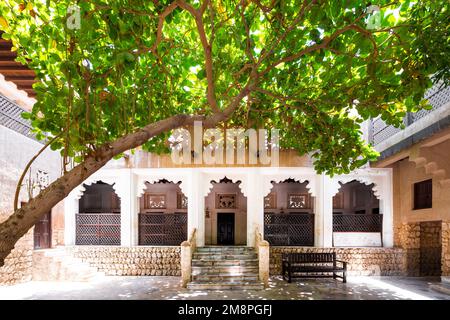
[130,172,140,246]
[381,171,394,247]
[64,190,79,246]
[187,170,205,247]
[315,174,333,247]
[323,175,334,247]
[118,171,132,246]
[314,175,323,247]
[247,169,264,247]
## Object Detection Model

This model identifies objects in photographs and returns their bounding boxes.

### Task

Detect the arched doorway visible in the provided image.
[76,181,121,245]
[204,177,247,245]
[138,179,187,245]
[332,180,382,246]
[264,179,315,246]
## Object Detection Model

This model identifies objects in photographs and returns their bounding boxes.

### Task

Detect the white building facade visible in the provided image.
[64,166,393,249]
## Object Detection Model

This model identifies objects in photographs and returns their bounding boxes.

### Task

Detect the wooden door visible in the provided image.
[217,212,235,245]
[34,212,51,249]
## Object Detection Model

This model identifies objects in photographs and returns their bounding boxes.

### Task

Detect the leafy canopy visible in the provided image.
[0,0,448,174]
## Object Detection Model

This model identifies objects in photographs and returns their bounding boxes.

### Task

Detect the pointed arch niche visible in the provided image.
[263,178,315,246]
[137,179,188,245]
[75,180,121,245]
[204,176,247,245]
[331,176,384,247]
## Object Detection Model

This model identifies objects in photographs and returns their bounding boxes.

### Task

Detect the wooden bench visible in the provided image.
[282,253,347,283]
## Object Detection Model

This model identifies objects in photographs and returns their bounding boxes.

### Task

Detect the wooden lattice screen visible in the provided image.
[332,214,383,232]
[75,213,121,245]
[139,213,187,245]
[264,213,314,246]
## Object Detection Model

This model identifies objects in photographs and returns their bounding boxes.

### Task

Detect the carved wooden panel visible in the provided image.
[353,188,371,207]
[177,192,188,209]
[333,192,343,209]
[144,194,166,209]
[216,193,237,209]
[287,193,311,209]
[264,193,277,209]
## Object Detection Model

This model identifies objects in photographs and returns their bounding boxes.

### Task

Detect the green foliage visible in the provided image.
[1,0,449,175]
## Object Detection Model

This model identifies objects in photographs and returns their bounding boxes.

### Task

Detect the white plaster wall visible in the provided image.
[333,232,382,247]
[0,126,62,215]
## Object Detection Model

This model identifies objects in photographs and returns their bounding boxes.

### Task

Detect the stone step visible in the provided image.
[187,281,264,290]
[192,265,258,275]
[32,248,103,282]
[192,259,258,267]
[192,274,259,282]
[188,246,261,290]
[194,248,255,252]
[192,253,258,260]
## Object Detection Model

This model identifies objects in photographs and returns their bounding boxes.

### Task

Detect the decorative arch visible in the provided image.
[331,174,383,200]
[262,174,317,197]
[201,173,249,198]
[136,175,189,198]
[73,177,124,200]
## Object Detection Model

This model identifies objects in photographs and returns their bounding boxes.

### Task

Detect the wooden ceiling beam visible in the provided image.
[0,37,35,97]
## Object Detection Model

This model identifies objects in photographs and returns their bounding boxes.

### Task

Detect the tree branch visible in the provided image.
[177,0,220,113]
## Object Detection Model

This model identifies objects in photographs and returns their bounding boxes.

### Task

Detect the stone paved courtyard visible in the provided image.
[0,276,448,300]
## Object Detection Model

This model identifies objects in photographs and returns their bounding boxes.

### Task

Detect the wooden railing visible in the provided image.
[255,226,269,288]
[333,214,383,233]
[180,228,197,288]
[75,213,121,245]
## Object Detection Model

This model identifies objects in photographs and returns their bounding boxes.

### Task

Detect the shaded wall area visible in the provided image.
[204,179,247,245]
[0,126,62,285]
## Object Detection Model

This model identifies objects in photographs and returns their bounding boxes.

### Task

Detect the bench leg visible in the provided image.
[288,268,292,283]
[333,272,336,280]
[343,271,347,283]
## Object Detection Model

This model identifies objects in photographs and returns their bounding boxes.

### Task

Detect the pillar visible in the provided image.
[118,170,132,246]
[187,170,205,247]
[381,171,394,247]
[315,174,334,247]
[64,190,78,246]
[130,172,140,246]
[247,169,264,247]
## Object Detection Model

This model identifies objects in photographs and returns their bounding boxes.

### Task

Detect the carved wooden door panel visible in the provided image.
[34,211,51,249]
[217,212,235,245]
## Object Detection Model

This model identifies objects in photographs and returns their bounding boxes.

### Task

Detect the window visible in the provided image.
[414,179,432,210]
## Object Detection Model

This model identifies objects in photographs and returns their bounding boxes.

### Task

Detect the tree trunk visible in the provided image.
[0,114,199,267]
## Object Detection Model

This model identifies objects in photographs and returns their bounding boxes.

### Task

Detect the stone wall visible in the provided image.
[396,222,421,276]
[442,222,450,276]
[396,221,450,276]
[419,221,442,276]
[270,247,406,276]
[0,221,33,285]
[69,246,181,276]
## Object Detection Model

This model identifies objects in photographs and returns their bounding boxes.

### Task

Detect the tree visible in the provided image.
[0,0,448,266]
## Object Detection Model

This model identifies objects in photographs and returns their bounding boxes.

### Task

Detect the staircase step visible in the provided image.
[192,275,259,282]
[192,259,258,267]
[196,247,255,253]
[188,246,262,290]
[32,248,103,282]
[193,253,258,260]
[187,281,264,290]
[192,266,258,275]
